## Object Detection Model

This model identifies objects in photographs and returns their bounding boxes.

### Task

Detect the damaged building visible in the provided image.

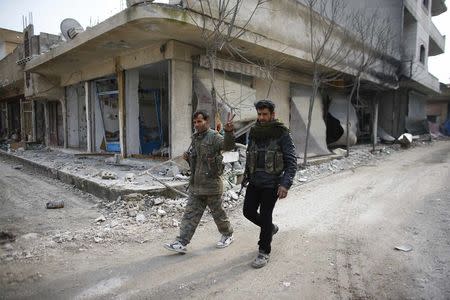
[0,0,447,159]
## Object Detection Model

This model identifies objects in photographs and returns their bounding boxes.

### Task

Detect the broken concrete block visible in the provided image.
[157,208,167,217]
[95,215,106,223]
[166,166,180,177]
[128,209,137,217]
[101,170,118,180]
[93,237,103,243]
[110,220,119,228]
[171,219,179,227]
[153,198,164,205]
[136,213,147,223]
[122,193,144,202]
[124,173,135,182]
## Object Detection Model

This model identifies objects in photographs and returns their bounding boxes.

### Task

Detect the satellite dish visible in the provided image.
[60,18,84,40]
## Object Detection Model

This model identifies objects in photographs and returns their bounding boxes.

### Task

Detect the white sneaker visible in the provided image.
[216,234,234,248]
[251,252,270,268]
[163,241,187,254]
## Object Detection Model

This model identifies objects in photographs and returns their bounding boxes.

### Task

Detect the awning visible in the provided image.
[290,84,330,158]
[193,67,257,129]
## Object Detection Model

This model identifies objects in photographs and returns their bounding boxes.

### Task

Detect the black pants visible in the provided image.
[243,183,278,254]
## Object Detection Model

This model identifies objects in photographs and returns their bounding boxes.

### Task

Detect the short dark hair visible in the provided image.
[193,110,210,121]
[254,99,275,113]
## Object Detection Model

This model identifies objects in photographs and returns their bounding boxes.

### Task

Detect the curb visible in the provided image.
[0,150,184,201]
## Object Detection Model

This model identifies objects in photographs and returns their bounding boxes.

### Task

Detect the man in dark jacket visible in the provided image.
[243,99,297,268]
[164,110,235,253]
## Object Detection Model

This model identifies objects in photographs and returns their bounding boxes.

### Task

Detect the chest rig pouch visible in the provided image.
[194,131,224,177]
[247,139,284,175]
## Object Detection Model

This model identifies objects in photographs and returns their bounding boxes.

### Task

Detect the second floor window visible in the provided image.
[422,0,429,12]
[419,45,426,64]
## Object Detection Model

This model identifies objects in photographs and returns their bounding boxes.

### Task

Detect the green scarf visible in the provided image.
[249,119,289,141]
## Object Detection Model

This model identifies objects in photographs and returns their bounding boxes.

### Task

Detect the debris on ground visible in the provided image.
[398,133,413,148]
[100,170,118,180]
[46,200,65,209]
[394,244,413,252]
[0,231,16,244]
[1,138,444,263]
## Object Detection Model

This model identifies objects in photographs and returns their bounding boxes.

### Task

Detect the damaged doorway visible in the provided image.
[95,77,119,152]
[48,101,64,147]
[138,61,169,156]
[34,101,45,143]
[7,99,21,139]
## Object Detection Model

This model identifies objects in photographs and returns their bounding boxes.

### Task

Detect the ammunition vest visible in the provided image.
[246,139,284,175]
[190,130,224,178]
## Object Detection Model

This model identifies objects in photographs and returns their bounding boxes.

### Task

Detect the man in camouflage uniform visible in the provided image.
[243,99,297,268]
[164,110,235,253]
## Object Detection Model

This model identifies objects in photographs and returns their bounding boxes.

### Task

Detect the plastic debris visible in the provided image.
[46,200,65,209]
[394,244,413,252]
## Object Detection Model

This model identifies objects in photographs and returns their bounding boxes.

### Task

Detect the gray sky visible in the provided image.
[0,0,448,83]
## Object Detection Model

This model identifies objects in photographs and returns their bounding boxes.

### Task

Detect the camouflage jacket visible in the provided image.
[187,129,235,195]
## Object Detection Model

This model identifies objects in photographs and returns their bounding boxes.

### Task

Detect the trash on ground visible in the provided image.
[394,244,413,252]
[397,133,413,148]
[0,231,16,244]
[46,200,65,209]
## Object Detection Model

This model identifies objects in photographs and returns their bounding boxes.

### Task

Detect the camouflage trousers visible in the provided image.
[177,194,233,245]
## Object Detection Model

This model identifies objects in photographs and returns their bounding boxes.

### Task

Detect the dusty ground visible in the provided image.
[0,140,449,299]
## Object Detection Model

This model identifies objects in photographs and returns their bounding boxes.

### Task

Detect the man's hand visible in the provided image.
[277,186,288,199]
[223,112,235,132]
[183,151,189,161]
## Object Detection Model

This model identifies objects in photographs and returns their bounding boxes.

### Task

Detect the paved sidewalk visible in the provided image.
[0,147,189,201]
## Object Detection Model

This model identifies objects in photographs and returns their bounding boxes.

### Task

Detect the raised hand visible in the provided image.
[223,112,236,132]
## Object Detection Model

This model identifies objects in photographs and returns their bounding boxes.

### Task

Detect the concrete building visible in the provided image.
[0,28,24,141]
[427,83,450,135]
[0,25,61,143]
[0,0,447,159]
[377,0,447,138]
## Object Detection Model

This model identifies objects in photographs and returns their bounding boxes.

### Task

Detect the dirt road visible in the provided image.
[1,141,449,299]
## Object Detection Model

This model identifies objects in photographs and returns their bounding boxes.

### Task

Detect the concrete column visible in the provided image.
[60,95,68,148]
[372,98,379,152]
[20,98,25,141]
[117,69,127,158]
[85,81,92,152]
[31,100,36,142]
[125,69,140,155]
[66,85,81,148]
[169,59,192,158]
[44,102,50,146]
